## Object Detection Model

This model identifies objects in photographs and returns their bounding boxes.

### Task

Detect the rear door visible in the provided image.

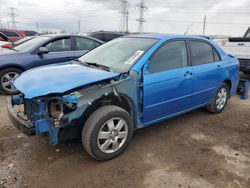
[143,40,193,124]
[74,37,101,58]
[34,37,75,67]
[188,40,224,106]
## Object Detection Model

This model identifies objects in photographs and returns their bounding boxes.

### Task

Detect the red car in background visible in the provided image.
[0,29,38,42]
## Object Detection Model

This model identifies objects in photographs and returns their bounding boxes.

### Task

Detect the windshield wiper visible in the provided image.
[76,59,110,72]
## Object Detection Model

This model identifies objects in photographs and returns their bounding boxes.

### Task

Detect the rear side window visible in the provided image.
[1,31,20,37]
[150,40,188,73]
[76,37,99,50]
[189,41,215,66]
[25,31,37,36]
[213,49,220,62]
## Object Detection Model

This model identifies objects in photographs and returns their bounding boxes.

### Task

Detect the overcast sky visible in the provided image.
[0,0,249,36]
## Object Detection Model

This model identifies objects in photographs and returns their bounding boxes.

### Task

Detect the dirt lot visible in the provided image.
[1,74,250,188]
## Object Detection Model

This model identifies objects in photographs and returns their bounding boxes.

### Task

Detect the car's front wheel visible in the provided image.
[82,105,134,160]
[0,67,22,95]
[206,83,229,114]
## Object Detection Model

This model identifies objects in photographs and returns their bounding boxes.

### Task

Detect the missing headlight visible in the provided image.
[49,99,64,120]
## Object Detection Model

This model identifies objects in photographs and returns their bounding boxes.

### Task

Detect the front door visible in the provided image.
[34,37,75,67]
[143,40,193,125]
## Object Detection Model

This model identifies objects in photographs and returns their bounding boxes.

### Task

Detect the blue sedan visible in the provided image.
[0,34,103,94]
[8,34,240,160]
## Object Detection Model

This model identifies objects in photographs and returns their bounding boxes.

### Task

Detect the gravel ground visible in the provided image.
[0,74,250,188]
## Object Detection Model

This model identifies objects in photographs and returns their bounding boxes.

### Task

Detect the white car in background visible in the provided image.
[215,28,250,74]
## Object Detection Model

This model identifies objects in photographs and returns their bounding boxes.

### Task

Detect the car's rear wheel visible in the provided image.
[206,83,229,114]
[82,105,134,160]
[0,68,22,95]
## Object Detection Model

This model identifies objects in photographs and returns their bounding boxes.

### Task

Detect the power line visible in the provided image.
[136,0,147,33]
[35,22,39,33]
[78,20,81,33]
[8,7,17,29]
[119,0,129,32]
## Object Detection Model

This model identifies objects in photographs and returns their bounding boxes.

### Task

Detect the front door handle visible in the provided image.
[184,71,193,77]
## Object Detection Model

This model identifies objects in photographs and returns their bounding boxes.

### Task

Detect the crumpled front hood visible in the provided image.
[14,62,120,99]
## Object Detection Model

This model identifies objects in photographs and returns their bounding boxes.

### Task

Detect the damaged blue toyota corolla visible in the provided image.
[7,34,240,160]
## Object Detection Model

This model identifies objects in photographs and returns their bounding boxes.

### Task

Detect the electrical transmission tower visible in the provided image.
[136,0,147,33]
[8,7,17,29]
[119,0,129,33]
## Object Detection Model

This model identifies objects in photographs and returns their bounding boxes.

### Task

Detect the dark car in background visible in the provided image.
[87,31,127,42]
[0,34,103,94]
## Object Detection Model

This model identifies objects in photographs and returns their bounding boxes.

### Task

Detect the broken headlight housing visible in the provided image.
[49,94,77,126]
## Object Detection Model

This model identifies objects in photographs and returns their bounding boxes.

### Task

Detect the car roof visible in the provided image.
[39,34,104,43]
[124,33,211,41]
[88,31,127,35]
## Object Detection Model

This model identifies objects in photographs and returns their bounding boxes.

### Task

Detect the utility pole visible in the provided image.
[78,20,81,33]
[8,7,17,29]
[202,16,206,35]
[136,0,147,33]
[119,0,129,33]
[36,22,39,33]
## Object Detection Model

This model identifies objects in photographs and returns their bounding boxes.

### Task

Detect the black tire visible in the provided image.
[206,83,229,114]
[0,67,22,95]
[82,105,134,161]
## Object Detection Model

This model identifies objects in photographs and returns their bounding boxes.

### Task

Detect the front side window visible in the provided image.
[79,37,158,72]
[76,37,98,50]
[150,41,188,73]
[45,38,71,52]
[190,41,214,66]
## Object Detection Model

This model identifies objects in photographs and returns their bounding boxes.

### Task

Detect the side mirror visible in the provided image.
[37,47,49,54]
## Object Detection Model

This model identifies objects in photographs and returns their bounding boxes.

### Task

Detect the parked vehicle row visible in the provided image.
[0,29,38,42]
[7,34,240,160]
[0,34,103,94]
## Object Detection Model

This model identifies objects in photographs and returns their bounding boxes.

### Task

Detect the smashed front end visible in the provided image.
[7,93,78,145]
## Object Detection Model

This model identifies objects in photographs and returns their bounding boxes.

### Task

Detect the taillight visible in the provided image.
[1,43,12,48]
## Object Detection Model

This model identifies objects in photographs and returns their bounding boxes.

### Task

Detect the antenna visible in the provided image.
[136,0,147,33]
[119,0,129,33]
[203,16,207,35]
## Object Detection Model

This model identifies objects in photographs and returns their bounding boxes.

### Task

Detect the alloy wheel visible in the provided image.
[97,117,128,154]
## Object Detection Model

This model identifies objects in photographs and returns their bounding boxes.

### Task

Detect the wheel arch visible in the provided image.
[223,79,232,96]
[0,65,25,72]
[79,92,137,129]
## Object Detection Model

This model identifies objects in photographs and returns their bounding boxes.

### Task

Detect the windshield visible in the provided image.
[13,36,50,52]
[79,37,158,72]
